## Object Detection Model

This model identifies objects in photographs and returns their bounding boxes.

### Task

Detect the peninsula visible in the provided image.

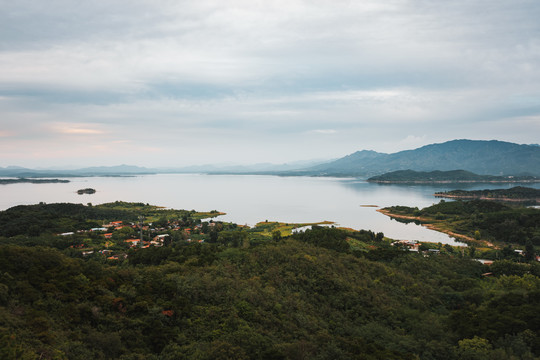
[367,170,540,184]
[0,178,70,185]
[378,199,540,248]
[434,186,540,204]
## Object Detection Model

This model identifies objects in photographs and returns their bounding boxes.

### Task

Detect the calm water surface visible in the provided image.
[2,174,538,245]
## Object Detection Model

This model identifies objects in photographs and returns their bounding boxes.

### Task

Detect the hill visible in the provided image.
[307,140,540,177]
[1,203,539,359]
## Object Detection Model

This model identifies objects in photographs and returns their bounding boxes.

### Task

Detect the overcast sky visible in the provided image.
[1,0,539,168]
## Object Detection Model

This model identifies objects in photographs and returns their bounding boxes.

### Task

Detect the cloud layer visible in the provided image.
[1,0,539,166]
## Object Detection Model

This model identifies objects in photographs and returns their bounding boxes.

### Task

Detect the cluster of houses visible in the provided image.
[60,218,219,261]
[391,239,445,256]
[391,239,540,263]
[391,239,420,252]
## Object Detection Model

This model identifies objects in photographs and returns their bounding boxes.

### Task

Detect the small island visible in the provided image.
[77,188,96,195]
[0,177,70,185]
[367,169,540,184]
[435,186,540,204]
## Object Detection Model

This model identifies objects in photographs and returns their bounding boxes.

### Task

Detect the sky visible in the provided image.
[1,0,539,168]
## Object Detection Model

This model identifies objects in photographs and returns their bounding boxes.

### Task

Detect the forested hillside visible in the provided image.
[0,203,539,359]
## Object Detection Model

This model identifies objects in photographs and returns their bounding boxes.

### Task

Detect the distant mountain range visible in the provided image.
[0,165,156,178]
[304,140,540,177]
[158,159,329,174]
[1,140,538,178]
[0,161,328,178]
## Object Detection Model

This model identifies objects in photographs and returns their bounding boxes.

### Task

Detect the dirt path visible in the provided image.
[376,209,432,223]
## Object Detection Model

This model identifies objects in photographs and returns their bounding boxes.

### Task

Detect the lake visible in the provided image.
[2,174,539,246]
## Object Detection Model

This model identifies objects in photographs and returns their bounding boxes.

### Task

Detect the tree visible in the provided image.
[524,240,535,262]
[0,333,38,360]
[112,227,135,241]
[456,336,492,360]
[201,222,209,234]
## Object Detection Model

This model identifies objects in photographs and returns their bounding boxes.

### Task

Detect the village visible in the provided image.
[60,217,221,261]
[58,217,537,266]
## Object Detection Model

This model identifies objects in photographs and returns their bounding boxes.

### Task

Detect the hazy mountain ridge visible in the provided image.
[2,140,538,178]
[0,160,330,177]
[161,159,330,173]
[307,140,540,176]
[0,165,156,177]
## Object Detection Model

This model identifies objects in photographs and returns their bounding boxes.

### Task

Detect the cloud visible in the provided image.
[311,129,337,135]
[51,123,106,136]
[0,130,14,137]
[60,128,105,135]
[0,0,539,166]
[396,135,428,149]
[2,0,537,98]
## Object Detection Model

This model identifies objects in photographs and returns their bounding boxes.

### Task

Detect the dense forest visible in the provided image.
[0,202,539,359]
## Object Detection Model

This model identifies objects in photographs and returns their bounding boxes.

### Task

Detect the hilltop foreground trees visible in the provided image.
[0,236,538,359]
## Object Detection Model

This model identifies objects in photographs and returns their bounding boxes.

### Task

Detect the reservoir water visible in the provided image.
[2,174,539,246]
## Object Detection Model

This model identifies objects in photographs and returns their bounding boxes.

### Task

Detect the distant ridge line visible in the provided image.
[304,139,540,177]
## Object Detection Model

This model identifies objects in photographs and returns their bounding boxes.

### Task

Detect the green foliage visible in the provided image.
[272,230,282,241]
[456,336,492,360]
[0,202,539,359]
[420,200,510,216]
[438,186,540,201]
[290,226,350,253]
[0,202,223,238]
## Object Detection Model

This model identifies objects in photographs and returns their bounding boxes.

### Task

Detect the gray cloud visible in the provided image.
[0,0,539,166]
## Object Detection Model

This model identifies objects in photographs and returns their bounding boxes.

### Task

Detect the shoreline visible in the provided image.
[0,178,70,185]
[376,208,488,246]
[434,194,540,203]
[369,180,540,184]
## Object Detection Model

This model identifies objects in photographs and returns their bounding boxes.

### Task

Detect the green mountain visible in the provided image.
[307,140,540,177]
